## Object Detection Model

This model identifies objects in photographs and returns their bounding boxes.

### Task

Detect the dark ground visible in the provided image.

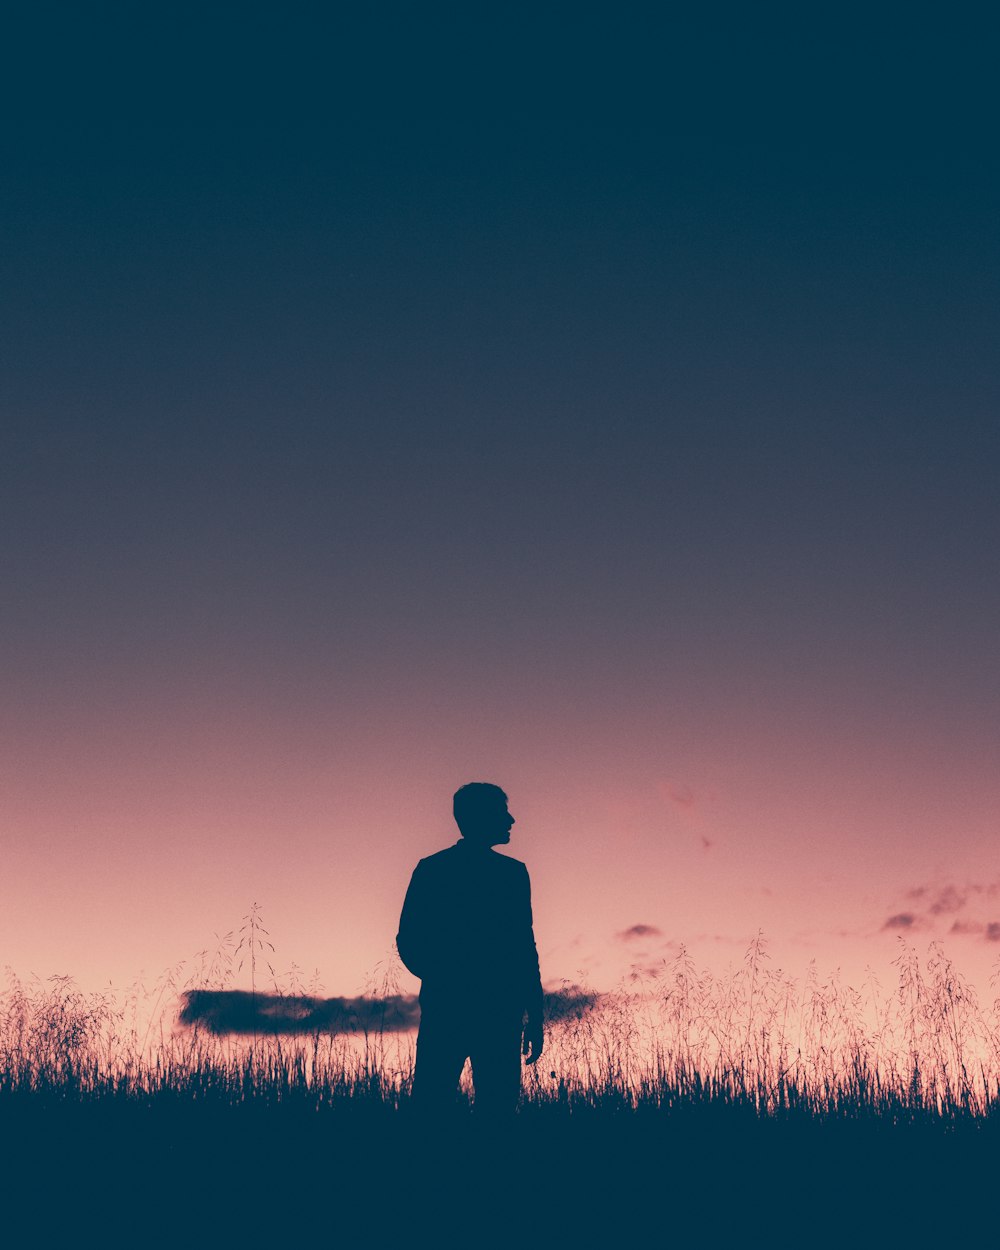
[1,1096,996,1247]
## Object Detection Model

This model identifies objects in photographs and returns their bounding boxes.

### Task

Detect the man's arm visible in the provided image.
[520,864,544,1064]
[396,860,430,980]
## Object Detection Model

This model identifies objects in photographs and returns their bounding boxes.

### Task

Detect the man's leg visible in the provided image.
[411,1008,468,1121]
[468,1014,523,1119]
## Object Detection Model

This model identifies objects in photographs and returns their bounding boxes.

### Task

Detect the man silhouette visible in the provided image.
[396,782,544,1118]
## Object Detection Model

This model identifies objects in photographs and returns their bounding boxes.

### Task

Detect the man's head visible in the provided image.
[453,782,514,847]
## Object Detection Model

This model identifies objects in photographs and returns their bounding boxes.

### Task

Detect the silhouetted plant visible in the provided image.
[4,917,1000,1126]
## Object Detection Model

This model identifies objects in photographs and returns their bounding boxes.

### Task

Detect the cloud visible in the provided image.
[889,880,1000,942]
[660,782,696,810]
[179,991,421,1036]
[179,986,600,1035]
[686,932,747,947]
[616,923,663,942]
[883,913,917,931]
[949,920,985,936]
[542,986,601,1021]
[628,963,667,982]
[928,885,969,915]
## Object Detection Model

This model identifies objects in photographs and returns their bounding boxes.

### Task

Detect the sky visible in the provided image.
[2,13,998,1008]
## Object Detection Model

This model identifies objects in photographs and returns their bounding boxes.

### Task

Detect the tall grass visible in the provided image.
[3,922,1000,1125]
[533,934,1000,1121]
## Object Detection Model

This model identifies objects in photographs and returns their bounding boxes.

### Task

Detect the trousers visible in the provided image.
[411,1001,524,1117]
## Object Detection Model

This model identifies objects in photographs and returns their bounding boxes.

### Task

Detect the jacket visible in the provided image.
[396,840,543,1019]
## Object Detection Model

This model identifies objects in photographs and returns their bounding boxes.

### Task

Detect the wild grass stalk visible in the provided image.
[4,919,1000,1126]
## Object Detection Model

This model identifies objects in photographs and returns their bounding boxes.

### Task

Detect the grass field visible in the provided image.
[2,919,998,1244]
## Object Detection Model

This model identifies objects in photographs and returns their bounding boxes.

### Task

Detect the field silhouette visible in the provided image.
[2,914,997,1243]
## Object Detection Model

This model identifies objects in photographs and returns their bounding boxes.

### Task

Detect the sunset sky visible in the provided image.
[2,16,998,1009]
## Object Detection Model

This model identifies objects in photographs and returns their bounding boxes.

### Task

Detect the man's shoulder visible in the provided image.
[413,845,463,875]
[416,845,528,872]
[496,851,528,872]
[417,846,459,869]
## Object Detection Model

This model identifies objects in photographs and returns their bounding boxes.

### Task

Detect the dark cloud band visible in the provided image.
[179,987,600,1036]
[616,924,663,942]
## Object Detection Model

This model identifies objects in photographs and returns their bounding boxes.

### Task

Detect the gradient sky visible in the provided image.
[2,17,998,1006]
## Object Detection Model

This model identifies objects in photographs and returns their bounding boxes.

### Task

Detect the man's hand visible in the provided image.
[522,1016,544,1065]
